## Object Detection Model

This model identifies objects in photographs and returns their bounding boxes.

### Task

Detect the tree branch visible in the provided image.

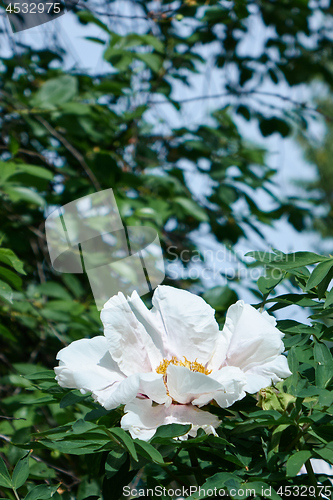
[0,90,101,191]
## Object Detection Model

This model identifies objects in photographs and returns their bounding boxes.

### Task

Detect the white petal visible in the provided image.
[207,333,230,372]
[103,374,140,410]
[243,354,292,393]
[261,310,277,326]
[121,399,166,440]
[138,372,171,405]
[212,301,285,371]
[208,366,247,408]
[101,292,163,375]
[54,336,125,407]
[191,366,247,407]
[166,364,222,405]
[102,372,170,410]
[152,285,220,364]
[121,398,221,441]
[128,290,167,356]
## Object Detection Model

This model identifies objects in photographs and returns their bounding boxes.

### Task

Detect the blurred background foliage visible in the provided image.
[1,0,333,498]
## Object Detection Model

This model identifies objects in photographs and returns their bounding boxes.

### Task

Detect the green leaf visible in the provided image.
[189,472,240,499]
[0,162,18,185]
[0,161,54,182]
[257,270,284,295]
[136,53,163,73]
[103,49,133,71]
[315,446,333,464]
[134,440,165,465]
[203,286,237,311]
[107,428,138,462]
[314,342,333,388]
[77,10,110,33]
[137,34,164,53]
[246,251,327,269]
[0,266,22,289]
[36,282,72,300]
[314,341,333,365]
[25,370,57,381]
[24,484,60,500]
[0,456,12,489]
[236,105,251,121]
[105,450,127,479]
[0,324,16,342]
[60,390,90,408]
[306,260,333,291]
[71,419,97,434]
[325,287,333,308]
[32,75,78,109]
[0,279,13,303]
[19,165,54,180]
[151,423,192,441]
[259,117,290,137]
[61,274,85,298]
[286,450,312,477]
[3,185,45,206]
[12,454,30,489]
[174,197,209,222]
[0,248,26,274]
[40,438,108,455]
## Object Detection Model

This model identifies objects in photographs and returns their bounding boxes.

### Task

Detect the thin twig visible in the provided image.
[188,448,204,486]
[30,238,46,284]
[0,434,11,442]
[0,417,26,421]
[0,145,59,172]
[30,454,80,481]
[150,89,328,119]
[0,90,101,191]
[0,435,80,483]
[48,323,68,346]
[73,3,174,20]
[34,114,101,191]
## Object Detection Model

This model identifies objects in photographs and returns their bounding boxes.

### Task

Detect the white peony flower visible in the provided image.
[54,285,291,440]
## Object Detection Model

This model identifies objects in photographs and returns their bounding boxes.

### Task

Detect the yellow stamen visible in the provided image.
[156,357,212,401]
[156,356,212,377]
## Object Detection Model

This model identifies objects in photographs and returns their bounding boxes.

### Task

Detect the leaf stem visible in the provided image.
[12,488,20,500]
[188,448,204,486]
[304,459,321,500]
[103,429,122,448]
[163,465,190,488]
[259,292,269,312]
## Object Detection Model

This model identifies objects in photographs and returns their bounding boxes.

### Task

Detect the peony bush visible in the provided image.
[2,250,333,500]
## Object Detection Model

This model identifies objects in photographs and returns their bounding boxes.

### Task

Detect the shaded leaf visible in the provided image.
[12,454,30,489]
[0,456,12,489]
[286,451,312,477]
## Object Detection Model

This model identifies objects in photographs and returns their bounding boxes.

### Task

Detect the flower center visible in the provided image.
[156,356,212,377]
